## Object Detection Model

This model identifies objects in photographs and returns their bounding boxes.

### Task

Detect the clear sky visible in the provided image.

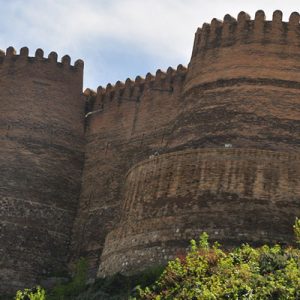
[0,0,299,89]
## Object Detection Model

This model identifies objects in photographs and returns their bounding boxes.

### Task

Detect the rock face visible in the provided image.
[1,10,300,294]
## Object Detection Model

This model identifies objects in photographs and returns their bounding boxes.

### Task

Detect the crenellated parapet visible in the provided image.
[88,64,187,115]
[0,46,84,73]
[191,10,300,59]
[2,9,300,293]
[185,10,300,93]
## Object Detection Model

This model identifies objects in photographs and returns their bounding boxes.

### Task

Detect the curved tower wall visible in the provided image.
[97,11,300,276]
[186,11,300,92]
[0,47,85,292]
[2,10,297,290]
[176,10,300,152]
[99,149,300,275]
[70,67,187,277]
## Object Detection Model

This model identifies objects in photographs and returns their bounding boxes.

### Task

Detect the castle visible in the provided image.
[1,10,300,294]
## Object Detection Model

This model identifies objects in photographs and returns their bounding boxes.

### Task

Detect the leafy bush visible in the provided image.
[135,222,300,299]
[71,265,165,300]
[48,257,88,299]
[294,217,300,246]
[15,286,46,300]
[11,262,163,300]
[12,220,300,300]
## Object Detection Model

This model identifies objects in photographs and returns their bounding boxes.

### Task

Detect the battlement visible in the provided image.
[0,46,84,72]
[185,10,300,93]
[191,10,300,59]
[87,64,187,115]
[1,9,300,294]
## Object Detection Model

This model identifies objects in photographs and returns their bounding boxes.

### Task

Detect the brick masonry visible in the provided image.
[0,48,85,293]
[99,149,300,276]
[0,10,300,293]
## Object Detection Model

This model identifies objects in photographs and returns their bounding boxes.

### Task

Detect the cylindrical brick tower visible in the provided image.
[0,47,85,293]
[98,10,300,277]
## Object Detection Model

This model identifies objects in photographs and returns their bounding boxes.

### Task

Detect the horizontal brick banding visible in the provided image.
[99,149,300,276]
[0,48,84,293]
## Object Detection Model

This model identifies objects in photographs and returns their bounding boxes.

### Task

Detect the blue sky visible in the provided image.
[0,0,299,89]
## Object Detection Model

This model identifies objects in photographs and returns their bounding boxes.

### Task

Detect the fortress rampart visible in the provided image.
[99,149,300,275]
[186,10,300,96]
[0,48,85,292]
[70,64,187,277]
[0,10,300,294]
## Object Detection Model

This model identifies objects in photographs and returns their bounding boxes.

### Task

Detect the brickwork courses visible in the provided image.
[0,10,299,293]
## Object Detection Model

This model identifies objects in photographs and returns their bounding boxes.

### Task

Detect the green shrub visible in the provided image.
[75,265,165,299]
[135,219,300,300]
[11,219,300,300]
[11,261,163,300]
[294,217,300,245]
[48,257,88,300]
[15,286,46,300]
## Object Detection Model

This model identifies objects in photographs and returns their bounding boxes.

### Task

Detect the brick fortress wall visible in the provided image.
[99,149,299,275]
[70,10,300,277]
[0,47,85,293]
[1,9,300,293]
[70,65,187,277]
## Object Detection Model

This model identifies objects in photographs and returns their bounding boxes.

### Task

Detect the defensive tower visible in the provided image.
[1,9,300,294]
[0,47,85,292]
[92,10,300,276]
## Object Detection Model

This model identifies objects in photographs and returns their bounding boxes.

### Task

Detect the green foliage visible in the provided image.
[13,258,88,300]
[10,262,163,300]
[15,286,46,300]
[73,265,165,300]
[48,257,88,300]
[135,228,300,300]
[10,219,300,300]
[294,217,300,245]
